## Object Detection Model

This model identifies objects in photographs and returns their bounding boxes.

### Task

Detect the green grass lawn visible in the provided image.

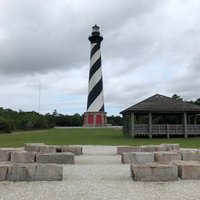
[0,128,200,148]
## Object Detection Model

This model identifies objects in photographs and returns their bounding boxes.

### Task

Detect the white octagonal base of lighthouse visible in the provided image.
[84,112,107,127]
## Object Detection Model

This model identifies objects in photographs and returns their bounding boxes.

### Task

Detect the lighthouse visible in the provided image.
[84,25,107,127]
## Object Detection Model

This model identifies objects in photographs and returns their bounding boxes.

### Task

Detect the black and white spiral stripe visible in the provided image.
[87,43,104,112]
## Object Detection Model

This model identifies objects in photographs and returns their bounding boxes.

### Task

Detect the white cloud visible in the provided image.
[0,0,200,115]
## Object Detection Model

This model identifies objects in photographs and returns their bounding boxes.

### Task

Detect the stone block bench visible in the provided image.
[181,149,200,161]
[156,145,167,151]
[24,143,46,152]
[0,163,11,181]
[0,148,17,162]
[60,145,82,155]
[173,160,200,180]
[0,143,84,182]
[0,163,63,181]
[117,144,180,155]
[9,163,63,181]
[154,151,181,163]
[141,145,158,152]
[11,151,37,163]
[122,152,154,164]
[160,144,180,151]
[131,162,178,182]
[25,143,58,153]
[25,143,82,155]
[117,146,141,155]
[141,144,179,152]
[36,152,75,164]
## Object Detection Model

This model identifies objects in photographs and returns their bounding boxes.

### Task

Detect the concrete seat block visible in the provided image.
[131,163,178,182]
[25,144,58,153]
[156,146,167,151]
[181,149,200,161]
[0,163,11,181]
[173,160,200,180]
[61,146,82,155]
[37,145,57,153]
[122,152,154,164]
[7,163,63,181]
[117,146,141,155]
[141,145,157,152]
[7,163,36,181]
[11,151,37,163]
[0,148,17,162]
[36,152,74,164]
[24,143,45,152]
[35,164,63,181]
[24,144,64,153]
[154,151,181,163]
[160,144,180,151]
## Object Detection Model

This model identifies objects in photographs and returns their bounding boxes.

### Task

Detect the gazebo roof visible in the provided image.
[120,94,200,114]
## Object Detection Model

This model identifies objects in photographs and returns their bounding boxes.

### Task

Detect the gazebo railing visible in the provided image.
[187,125,200,135]
[134,124,200,136]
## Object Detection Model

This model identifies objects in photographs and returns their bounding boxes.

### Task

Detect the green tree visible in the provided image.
[0,116,11,133]
[107,115,123,126]
[71,113,83,126]
[194,98,200,106]
[172,94,183,101]
[52,109,58,116]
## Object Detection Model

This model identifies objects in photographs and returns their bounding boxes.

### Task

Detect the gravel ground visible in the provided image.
[1,145,200,200]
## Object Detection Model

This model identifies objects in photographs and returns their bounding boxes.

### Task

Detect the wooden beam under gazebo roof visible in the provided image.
[120,94,200,138]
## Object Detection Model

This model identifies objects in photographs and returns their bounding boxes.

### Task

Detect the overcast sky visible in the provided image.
[0,0,200,116]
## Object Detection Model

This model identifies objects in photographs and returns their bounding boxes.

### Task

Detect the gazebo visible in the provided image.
[120,94,200,138]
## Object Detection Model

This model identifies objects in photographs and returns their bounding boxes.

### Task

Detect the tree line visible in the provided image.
[1,94,200,133]
[172,94,200,105]
[0,107,123,133]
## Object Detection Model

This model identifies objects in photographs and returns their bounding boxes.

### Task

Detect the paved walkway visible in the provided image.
[64,146,130,182]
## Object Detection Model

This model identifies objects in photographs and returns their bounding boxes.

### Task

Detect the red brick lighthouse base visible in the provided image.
[84,112,107,127]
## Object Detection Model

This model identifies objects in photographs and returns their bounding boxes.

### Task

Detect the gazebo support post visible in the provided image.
[128,113,132,138]
[184,112,188,138]
[166,124,170,139]
[194,114,197,124]
[131,112,135,138]
[122,116,126,136]
[149,113,152,139]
